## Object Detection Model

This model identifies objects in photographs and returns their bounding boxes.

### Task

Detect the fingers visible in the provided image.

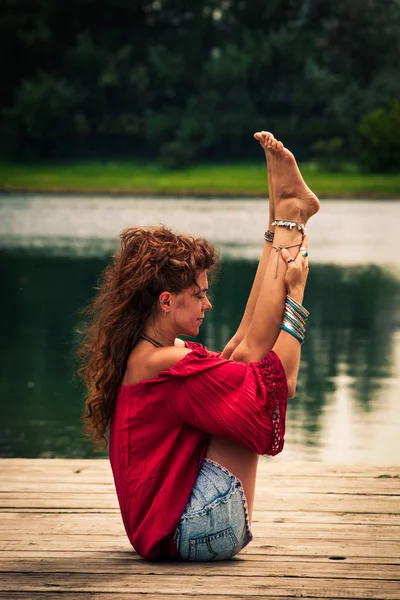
[282,238,309,272]
[300,234,309,269]
[281,248,296,267]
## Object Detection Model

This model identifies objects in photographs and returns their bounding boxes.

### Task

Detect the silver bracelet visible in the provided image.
[283,312,306,335]
[285,304,306,327]
[280,322,304,344]
[272,219,306,236]
[264,229,274,242]
[281,295,310,345]
[282,318,305,340]
[286,295,310,319]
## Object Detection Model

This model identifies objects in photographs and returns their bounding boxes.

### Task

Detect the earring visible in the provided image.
[160,300,168,316]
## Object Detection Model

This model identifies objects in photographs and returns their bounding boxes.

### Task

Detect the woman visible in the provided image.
[80,132,320,561]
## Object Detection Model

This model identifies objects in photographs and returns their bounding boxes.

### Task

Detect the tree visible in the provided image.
[0,0,399,168]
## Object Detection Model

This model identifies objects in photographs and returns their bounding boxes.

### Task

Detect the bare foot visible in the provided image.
[256,135,320,224]
[254,131,279,223]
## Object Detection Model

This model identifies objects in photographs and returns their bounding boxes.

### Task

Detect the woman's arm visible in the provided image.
[231,231,308,397]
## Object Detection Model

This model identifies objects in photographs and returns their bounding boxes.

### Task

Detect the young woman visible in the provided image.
[80,133,320,561]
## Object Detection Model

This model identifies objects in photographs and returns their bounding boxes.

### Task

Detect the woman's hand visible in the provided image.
[281,234,309,302]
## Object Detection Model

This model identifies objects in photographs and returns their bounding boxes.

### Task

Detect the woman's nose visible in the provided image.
[205,298,212,311]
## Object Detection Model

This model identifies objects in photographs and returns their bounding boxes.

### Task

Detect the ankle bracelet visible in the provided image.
[272,219,306,236]
[264,229,274,243]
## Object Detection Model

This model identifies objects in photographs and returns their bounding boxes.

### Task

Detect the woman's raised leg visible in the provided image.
[221,132,280,359]
[231,141,320,363]
[207,137,320,519]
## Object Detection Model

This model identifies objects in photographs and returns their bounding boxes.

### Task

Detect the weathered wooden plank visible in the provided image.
[2,463,398,478]
[1,550,398,565]
[1,522,399,542]
[0,595,362,600]
[1,458,398,477]
[1,493,397,514]
[0,557,399,580]
[0,573,399,599]
[2,528,398,544]
[3,475,397,487]
[3,479,399,494]
[1,514,398,540]
[1,459,399,600]
[1,536,399,558]
[1,509,398,525]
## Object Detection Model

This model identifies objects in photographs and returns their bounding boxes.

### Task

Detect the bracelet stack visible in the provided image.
[280,295,310,344]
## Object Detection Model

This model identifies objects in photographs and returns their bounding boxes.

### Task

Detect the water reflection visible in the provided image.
[0,248,399,462]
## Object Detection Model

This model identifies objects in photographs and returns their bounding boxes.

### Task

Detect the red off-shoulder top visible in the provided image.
[109,342,288,561]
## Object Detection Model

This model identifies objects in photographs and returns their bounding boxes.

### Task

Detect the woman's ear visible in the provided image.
[159,292,172,312]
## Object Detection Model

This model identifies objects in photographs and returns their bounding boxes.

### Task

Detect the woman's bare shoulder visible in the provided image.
[148,346,192,374]
[123,346,193,386]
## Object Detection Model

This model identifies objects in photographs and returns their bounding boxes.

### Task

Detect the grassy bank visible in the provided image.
[0,161,399,197]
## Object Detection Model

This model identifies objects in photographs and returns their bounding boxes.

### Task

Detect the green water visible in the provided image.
[1,247,399,462]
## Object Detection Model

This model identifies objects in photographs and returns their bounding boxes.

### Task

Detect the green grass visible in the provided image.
[0,161,399,197]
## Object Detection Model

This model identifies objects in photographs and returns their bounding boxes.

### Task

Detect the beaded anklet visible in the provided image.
[272,219,306,236]
[268,218,306,277]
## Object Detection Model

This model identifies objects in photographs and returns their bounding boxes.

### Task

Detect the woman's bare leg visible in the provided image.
[221,132,279,359]
[207,137,320,520]
[232,143,319,361]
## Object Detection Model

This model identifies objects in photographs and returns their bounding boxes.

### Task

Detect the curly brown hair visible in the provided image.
[78,225,218,448]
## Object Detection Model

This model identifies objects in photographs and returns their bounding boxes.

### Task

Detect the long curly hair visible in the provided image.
[78,225,218,449]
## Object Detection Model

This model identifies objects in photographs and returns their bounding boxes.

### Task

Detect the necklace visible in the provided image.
[140,333,165,348]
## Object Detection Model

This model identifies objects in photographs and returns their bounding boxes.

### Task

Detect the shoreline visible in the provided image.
[2,186,400,199]
[1,161,399,199]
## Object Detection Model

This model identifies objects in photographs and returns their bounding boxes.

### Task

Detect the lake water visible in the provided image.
[1,194,400,464]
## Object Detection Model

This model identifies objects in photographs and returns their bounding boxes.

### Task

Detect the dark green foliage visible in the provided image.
[357,101,400,172]
[1,0,399,169]
[312,138,346,173]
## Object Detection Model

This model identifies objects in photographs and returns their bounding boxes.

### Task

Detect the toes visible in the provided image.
[261,131,274,148]
[270,138,280,151]
[254,131,284,153]
[269,139,284,153]
[254,132,268,150]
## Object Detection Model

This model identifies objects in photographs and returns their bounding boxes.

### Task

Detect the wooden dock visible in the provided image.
[0,459,399,600]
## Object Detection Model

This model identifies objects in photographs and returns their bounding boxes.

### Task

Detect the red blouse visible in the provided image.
[109,342,288,561]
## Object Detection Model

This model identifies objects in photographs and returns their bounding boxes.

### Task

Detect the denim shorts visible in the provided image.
[174,458,253,561]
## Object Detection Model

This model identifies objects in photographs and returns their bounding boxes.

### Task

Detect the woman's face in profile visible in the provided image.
[172,271,212,337]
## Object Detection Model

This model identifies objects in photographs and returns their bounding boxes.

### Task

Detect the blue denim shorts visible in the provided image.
[174,458,253,561]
